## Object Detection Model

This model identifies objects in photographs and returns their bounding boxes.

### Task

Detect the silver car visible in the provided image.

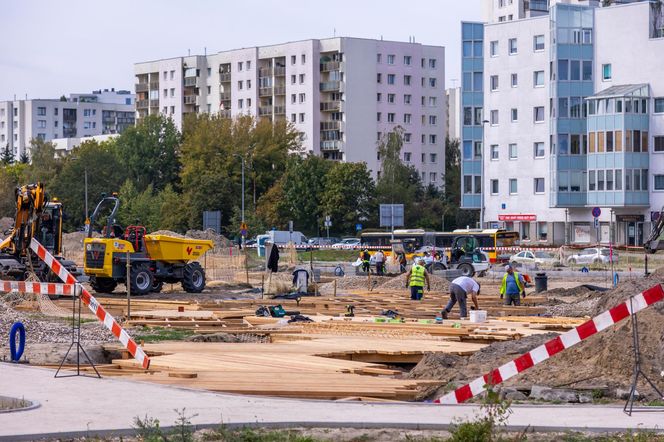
[567,247,619,265]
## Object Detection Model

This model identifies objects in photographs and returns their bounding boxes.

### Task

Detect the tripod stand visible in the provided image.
[55,283,101,379]
[623,297,663,416]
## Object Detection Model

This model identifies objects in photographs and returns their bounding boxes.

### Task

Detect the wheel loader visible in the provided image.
[83,194,213,295]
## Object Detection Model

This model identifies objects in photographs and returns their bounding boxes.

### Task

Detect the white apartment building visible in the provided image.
[0,89,135,158]
[462,0,664,246]
[134,37,446,185]
[446,87,462,141]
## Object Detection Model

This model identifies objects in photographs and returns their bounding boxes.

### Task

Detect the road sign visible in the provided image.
[379,204,404,228]
[355,223,363,231]
[325,215,331,222]
[593,217,599,229]
[592,207,601,218]
[240,222,248,237]
[324,220,332,227]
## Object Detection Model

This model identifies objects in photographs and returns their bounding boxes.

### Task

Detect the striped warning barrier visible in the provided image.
[29,238,150,369]
[0,280,75,296]
[435,284,664,404]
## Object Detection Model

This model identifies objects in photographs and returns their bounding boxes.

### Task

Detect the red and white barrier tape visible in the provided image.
[29,238,150,369]
[0,280,75,296]
[435,284,664,404]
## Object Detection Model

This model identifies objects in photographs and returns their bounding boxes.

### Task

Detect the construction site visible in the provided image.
[1,201,664,440]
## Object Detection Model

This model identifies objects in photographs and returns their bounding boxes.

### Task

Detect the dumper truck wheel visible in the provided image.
[130,263,153,296]
[458,263,475,277]
[91,277,117,294]
[151,280,164,293]
[182,262,205,293]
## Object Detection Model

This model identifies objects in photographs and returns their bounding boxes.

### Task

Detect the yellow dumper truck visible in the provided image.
[83,195,213,295]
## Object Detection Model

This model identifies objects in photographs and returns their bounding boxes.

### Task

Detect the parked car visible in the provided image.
[308,237,340,247]
[509,250,555,268]
[331,238,361,249]
[567,247,619,265]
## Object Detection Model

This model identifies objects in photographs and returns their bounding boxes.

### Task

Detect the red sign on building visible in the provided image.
[498,214,537,222]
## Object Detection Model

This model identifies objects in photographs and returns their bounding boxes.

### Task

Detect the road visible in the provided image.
[0,364,662,441]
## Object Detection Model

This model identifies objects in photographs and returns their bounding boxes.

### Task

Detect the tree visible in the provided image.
[24,138,62,188]
[0,145,14,165]
[321,162,376,234]
[18,151,29,164]
[115,114,181,193]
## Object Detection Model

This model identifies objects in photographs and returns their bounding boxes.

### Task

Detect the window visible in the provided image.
[404,94,411,104]
[301,54,306,64]
[238,61,243,71]
[37,107,46,116]
[508,38,517,54]
[654,174,664,191]
[464,176,473,194]
[490,75,499,91]
[534,178,545,194]
[474,141,482,158]
[429,135,437,144]
[511,73,518,87]
[290,113,296,123]
[463,107,472,125]
[428,115,437,125]
[490,109,499,125]
[491,145,499,160]
[509,143,518,159]
[491,179,499,194]
[404,55,412,65]
[534,106,545,122]
[387,113,395,123]
[299,93,305,103]
[474,176,481,194]
[387,54,395,65]
[83,109,91,117]
[430,153,437,163]
[558,59,569,81]
[238,99,244,109]
[421,96,426,107]
[582,61,593,81]
[422,153,426,163]
[569,60,580,81]
[299,113,305,123]
[387,93,395,103]
[404,75,411,85]
[377,73,382,84]
[537,222,548,241]
[170,70,175,80]
[54,108,58,116]
[429,78,437,88]
[511,108,518,122]
[428,97,437,107]
[509,179,518,194]
[291,94,296,104]
[429,59,437,69]
[534,142,545,158]
[376,93,382,102]
[246,79,251,89]
[170,88,175,97]
[533,71,544,87]
[559,98,569,118]
[404,113,412,124]
[404,133,412,143]
[597,170,605,191]
[602,64,612,81]
[37,120,46,128]
[299,74,305,84]
[474,108,483,125]
[473,72,483,91]
[606,131,614,152]
[83,122,91,130]
[387,74,395,85]
[534,35,545,51]
[606,169,614,191]
[376,53,382,63]
[377,112,381,122]
[655,136,664,152]
[654,98,664,113]
[490,41,498,57]
[238,80,243,90]
[570,97,581,118]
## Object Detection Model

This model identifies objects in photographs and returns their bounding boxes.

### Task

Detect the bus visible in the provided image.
[360,228,519,263]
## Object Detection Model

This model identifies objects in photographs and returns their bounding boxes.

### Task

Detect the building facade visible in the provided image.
[134,37,447,184]
[462,0,664,246]
[446,87,462,141]
[0,89,135,158]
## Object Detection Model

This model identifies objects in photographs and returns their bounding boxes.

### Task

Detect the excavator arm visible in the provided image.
[0,183,47,257]
[644,206,664,253]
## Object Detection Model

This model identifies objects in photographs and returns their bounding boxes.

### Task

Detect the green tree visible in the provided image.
[117,181,164,232]
[18,152,29,164]
[51,139,127,229]
[0,145,15,165]
[157,184,190,232]
[24,138,62,188]
[321,162,376,234]
[115,114,181,192]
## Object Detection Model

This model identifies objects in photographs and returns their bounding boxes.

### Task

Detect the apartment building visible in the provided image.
[0,89,135,158]
[134,37,446,185]
[462,0,664,246]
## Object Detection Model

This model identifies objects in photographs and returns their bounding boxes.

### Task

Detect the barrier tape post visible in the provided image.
[29,238,150,369]
[0,280,75,297]
[435,284,664,405]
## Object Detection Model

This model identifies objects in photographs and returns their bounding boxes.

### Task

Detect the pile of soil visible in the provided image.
[542,285,593,298]
[185,229,232,248]
[410,271,664,400]
[381,273,450,292]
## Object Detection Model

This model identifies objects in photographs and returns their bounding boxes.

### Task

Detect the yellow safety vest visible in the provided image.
[410,264,426,287]
[500,272,524,295]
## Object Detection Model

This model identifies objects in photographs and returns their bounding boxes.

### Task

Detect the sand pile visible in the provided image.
[411,271,664,399]
[185,229,232,248]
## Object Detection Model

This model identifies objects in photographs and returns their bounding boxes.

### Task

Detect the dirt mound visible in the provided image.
[185,229,232,248]
[542,285,593,298]
[151,229,185,238]
[380,273,450,292]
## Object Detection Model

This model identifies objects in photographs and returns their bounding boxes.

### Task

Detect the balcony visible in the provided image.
[149,99,159,107]
[184,77,198,87]
[274,66,286,76]
[321,140,342,151]
[220,109,231,119]
[259,87,273,97]
[320,81,341,92]
[274,86,286,95]
[136,99,149,108]
[219,72,231,82]
[149,82,159,90]
[219,92,231,101]
[525,0,548,11]
[320,101,341,112]
[259,67,273,77]
[135,83,149,92]
[184,95,197,105]
[274,105,286,115]
[258,106,273,116]
[320,61,341,72]
[320,121,341,131]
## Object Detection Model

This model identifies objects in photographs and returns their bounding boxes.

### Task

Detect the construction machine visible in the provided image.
[415,235,490,277]
[644,207,664,253]
[83,194,213,295]
[0,182,78,281]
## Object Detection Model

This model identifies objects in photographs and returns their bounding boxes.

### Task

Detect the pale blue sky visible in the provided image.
[0,0,481,100]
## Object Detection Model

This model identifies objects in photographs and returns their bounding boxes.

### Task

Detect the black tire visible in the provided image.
[182,262,205,293]
[457,263,475,277]
[130,263,153,296]
[432,263,446,272]
[151,280,164,293]
[91,277,117,294]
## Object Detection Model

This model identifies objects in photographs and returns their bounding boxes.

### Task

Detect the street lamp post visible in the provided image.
[480,119,490,229]
[234,154,245,236]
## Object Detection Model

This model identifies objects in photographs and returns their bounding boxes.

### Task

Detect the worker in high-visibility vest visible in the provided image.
[405,258,430,300]
[500,264,526,306]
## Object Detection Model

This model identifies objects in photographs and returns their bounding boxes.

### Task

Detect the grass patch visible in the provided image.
[133,327,195,343]
[204,427,319,442]
[297,249,358,262]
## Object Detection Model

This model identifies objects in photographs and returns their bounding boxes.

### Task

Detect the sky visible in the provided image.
[0,0,482,101]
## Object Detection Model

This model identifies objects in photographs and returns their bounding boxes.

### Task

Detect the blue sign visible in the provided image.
[240,229,247,237]
[592,207,601,218]
[355,223,363,231]
[501,203,506,210]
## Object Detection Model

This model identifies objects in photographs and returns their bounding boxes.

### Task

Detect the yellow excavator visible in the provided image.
[0,183,78,281]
